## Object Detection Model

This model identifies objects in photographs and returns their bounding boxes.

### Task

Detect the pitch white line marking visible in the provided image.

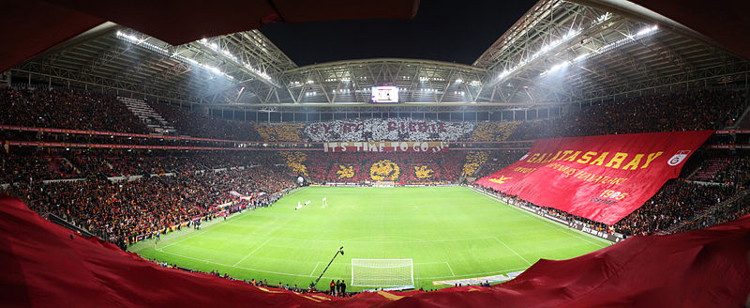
[418,267,528,280]
[309,262,320,276]
[232,238,272,266]
[493,236,533,266]
[157,250,320,278]
[444,262,456,276]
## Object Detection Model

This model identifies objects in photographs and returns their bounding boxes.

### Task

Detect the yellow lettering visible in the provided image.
[546,151,563,163]
[576,151,598,164]
[562,151,582,162]
[558,150,574,161]
[641,152,664,169]
[527,153,540,163]
[537,153,550,163]
[621,154,644,170]
[605,152,629,169]
[590,152,609,166]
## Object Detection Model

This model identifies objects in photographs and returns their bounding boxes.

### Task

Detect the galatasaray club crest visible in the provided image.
[667,150,691,166]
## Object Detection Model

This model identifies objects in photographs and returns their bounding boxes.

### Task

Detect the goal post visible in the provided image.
[350,259,414,287]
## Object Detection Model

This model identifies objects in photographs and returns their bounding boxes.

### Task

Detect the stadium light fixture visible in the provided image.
[197,38,274,83]
[495,29,581,82]
[116,31,236,80]
[539,25,659,76]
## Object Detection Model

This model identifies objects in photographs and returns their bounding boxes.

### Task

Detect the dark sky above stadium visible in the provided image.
[260,0,538,67]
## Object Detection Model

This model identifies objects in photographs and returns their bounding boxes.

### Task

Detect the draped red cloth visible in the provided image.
[475,131,714,224]
[1,195,748,307]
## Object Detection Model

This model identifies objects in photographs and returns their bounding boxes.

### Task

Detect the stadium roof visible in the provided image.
[5,0,750,108]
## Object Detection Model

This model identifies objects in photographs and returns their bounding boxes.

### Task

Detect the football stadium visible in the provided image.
[1,0,749,306]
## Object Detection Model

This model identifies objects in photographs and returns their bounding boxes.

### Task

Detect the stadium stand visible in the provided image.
[0,87,148,133]
[149,101,262,140]
[508,89,747,140]
[305,152,465,183]
[255,123,305,142]
[1,161,294,244]
[118,97,178,135]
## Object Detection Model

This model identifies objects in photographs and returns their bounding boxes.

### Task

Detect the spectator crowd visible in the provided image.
[1,165,295,244]
[304,118,476,142]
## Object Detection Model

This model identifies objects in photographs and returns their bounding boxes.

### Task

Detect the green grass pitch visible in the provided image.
[130,186,610,291]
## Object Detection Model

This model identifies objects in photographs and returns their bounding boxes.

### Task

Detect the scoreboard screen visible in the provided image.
[371,86,399,103]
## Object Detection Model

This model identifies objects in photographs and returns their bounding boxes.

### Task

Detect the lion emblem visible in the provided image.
[370,159,401,181]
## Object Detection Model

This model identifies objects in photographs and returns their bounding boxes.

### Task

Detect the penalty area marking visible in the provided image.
[155,248,530,282]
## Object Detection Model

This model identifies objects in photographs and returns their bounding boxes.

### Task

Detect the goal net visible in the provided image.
[351,259,414,287]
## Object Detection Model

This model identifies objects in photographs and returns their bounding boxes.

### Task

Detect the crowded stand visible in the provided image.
[710,154,750,187]
[612,179,737,235]
[0,87,148,133]
[305,151,465,183]
[460,151,489,178]
[255,123,305,142]
[1,162,295,244]
[149,102,263,140]
[304,118,475,142]
[1,150,282,182]
[471,150,527,179]
[509,89,747,140]
[465,122,519,142]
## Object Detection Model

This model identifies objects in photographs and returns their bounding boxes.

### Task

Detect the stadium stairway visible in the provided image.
[118,97,177,135]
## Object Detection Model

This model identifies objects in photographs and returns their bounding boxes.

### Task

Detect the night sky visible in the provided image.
[260,0,538,66]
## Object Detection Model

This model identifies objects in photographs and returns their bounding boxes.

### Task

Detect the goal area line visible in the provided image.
[351,258,415,287]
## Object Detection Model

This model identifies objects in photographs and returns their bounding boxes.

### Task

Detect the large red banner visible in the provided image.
[475,131,714,225]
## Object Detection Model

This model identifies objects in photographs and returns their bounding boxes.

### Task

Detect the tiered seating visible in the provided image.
[509,89,747,140]
[118,97,177,135]
[0,88,148,133]
[472,150,527,178]
[305,152,464,183]
[465,122,519,141]
[1,154,79,183]
[149,102,261,140]
[2,166,295,243]
[461,151,489,178]
[689,158,730,182]
[255,123,305,142]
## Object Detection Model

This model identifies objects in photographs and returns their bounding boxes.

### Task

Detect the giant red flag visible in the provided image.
[475,131,714,224]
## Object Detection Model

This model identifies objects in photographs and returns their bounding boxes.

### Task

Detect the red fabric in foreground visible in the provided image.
[475,131,713,224]
[1,195,749,307]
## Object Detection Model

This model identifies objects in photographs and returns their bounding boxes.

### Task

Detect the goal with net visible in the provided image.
[350,259,414,287]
